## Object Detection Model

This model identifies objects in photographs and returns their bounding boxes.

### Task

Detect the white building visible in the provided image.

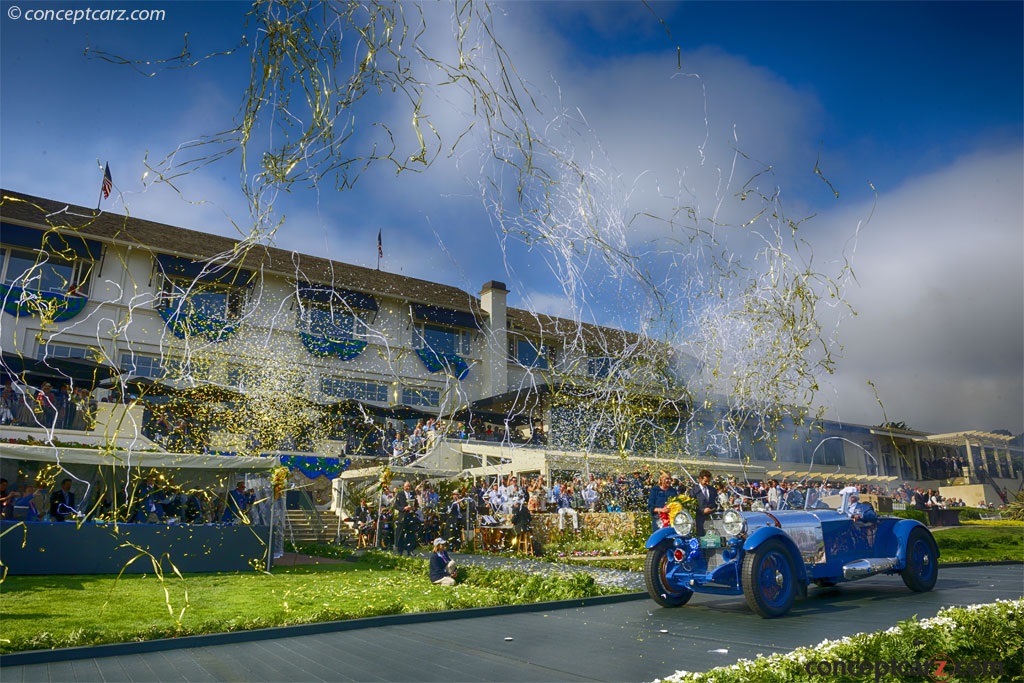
[2,188,1020,505]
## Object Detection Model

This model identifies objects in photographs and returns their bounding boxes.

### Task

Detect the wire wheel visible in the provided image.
[742,538,796,618]
[901,527,939,592]
[644,541,693,607]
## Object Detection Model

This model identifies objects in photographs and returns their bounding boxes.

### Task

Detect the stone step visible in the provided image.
[283,509,355,543]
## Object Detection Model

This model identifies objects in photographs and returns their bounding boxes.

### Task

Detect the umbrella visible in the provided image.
[99,374,161,391]
[2,351,115,385]
[1,351,44,378]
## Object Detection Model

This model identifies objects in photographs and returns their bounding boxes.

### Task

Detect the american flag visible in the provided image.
[101,163,112,199]
[377,229,383,258]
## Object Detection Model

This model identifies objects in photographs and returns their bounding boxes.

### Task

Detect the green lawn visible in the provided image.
[0,551,612,654]
[932,522,1024,563]
[2,526,1018,655]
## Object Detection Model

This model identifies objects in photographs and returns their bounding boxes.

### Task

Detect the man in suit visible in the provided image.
[49,478,76,521]
[847,492,878,523]
[510,496,532,535]
[912,487,929,511]
[392,480,418,555]
[690,469,717,538]
[443,490,465,550]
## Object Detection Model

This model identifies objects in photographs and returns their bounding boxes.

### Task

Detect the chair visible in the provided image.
[514,530,533,556]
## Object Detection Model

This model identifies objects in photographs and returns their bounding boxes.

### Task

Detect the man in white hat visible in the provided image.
[429,537,457,586]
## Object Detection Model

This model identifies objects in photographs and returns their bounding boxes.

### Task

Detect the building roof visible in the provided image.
[1,188,644,350]
[1,189,481,314]
[920,430,1016,447]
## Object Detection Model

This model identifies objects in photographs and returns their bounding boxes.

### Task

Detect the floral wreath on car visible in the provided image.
[660,494,697,528]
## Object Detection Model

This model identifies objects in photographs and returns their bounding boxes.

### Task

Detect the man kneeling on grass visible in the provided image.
[429,537,458,586]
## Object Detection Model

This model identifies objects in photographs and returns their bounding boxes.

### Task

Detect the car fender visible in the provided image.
[742,526,809,588]
[645,526,680,549]
[892,519,938,567]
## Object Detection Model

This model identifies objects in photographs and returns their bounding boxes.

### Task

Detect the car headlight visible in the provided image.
[722,509,746,537]
[672,511,694,537]
[750,500,766,512]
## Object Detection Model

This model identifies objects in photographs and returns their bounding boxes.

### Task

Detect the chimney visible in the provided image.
[479,281,508,398]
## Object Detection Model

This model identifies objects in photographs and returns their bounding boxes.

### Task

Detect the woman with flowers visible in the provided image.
[647,470,678,532]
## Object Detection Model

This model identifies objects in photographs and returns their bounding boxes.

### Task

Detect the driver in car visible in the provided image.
[847,492,878,523]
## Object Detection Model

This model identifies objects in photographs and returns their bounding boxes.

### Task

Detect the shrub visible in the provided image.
[890,509,927,524]
[1005,490,1024,522]
[658,598,1023,683]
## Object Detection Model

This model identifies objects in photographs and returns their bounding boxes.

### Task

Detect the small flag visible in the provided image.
[377,229,383,258]
[101,164,113,199]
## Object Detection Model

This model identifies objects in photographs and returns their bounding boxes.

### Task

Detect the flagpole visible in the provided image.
[376,229,382,271]
[97,163,112,212]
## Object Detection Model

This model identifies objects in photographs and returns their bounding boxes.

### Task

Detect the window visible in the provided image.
[414,323,472,356]
[321,377,389,403]
[300,302,367,340]
[120,353,164,379]
[402,387,440,407]
[509,338,553,369]
[1,246,93,296]
[587,356,613,379]
[161,277,244,320]
[36,343,90,361]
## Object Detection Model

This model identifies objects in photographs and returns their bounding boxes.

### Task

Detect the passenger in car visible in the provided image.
[847,492,877,523]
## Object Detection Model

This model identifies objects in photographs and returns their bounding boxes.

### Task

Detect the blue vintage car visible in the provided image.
[643,494,939,617]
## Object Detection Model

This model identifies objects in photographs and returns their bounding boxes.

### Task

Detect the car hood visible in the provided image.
[739,508,846,535]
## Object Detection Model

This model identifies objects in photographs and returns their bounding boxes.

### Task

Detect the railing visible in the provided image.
[282,484,325,546]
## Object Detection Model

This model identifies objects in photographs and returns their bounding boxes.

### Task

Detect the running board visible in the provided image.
[842,557,899,580]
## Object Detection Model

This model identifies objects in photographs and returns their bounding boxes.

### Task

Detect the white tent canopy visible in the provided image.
[0,443,277,470]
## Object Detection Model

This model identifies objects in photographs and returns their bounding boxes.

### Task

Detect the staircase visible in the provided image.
[284,509,356,545]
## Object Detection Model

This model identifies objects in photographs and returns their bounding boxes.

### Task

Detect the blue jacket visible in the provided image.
[429,550,452,582]
[848,500,877,523]
[647,485,677,516]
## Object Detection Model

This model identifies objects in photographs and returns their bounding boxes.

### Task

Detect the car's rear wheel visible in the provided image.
[742,539,797,618]
[901,527,939,592]
[644,541,693,607]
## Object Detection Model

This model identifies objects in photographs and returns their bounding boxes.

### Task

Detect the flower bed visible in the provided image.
[657,598,1023,682]
[531,512,638,543]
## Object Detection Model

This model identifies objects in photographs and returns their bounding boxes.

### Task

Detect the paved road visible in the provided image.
[2,564,1021,682]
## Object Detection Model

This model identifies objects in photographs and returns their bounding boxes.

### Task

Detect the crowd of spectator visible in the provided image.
[350,467,1024,557]
[920,455,967,480]
[1,378,96,430]
[352,478,470,551]
[890,482,990,510]
[0,470,263,526]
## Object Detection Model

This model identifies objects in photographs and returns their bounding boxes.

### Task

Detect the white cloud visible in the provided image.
[815,146,1024,433]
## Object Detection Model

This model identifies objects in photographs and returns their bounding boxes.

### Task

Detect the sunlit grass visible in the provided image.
[0,551,614,654]
[932,524,1024,563]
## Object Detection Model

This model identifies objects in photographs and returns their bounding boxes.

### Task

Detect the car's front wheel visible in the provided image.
[901,527,939,592]
[742,539,797,618]
[644,541,693,607]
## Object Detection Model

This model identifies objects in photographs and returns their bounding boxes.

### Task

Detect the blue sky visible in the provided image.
[1,1,1021,434]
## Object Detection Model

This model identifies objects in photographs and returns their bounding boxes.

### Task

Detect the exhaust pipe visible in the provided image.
[842,557,898,580]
